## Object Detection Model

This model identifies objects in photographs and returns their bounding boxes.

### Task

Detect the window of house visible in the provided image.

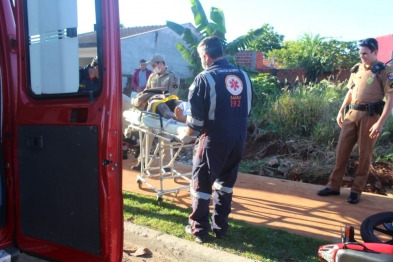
[24,0,102,98]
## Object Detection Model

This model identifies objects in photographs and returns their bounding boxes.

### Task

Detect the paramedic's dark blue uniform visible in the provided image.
[187,58,253,238]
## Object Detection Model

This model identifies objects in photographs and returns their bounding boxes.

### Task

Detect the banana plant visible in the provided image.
[166,0,263,79]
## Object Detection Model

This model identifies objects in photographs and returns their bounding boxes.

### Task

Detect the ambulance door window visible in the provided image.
[24,0,101,98]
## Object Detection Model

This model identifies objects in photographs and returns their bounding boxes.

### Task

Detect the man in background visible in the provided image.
[79,56,99,92]
[132,59,152,93]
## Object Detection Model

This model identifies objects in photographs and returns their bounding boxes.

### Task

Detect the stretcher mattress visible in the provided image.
[123,108,195,143]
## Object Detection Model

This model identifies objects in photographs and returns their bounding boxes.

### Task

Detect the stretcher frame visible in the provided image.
[124,110,193,206]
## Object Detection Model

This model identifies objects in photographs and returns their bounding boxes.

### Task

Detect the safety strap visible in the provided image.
[151,94,179,114]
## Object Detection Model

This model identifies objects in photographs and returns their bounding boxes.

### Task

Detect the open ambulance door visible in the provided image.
[0,0,123,261]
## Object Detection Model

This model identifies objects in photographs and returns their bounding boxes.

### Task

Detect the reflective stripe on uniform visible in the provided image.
[241,70,252,115]
[213,182,233,193]
[201,71,217,120]
[190,188,211,200]
[187,115,204,126]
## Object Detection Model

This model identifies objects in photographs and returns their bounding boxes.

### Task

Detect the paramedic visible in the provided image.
[184,36,253,242]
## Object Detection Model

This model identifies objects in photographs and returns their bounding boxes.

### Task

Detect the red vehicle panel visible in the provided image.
[0,0,124,261]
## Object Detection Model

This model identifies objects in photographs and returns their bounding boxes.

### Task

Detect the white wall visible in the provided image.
[121,23,198,89]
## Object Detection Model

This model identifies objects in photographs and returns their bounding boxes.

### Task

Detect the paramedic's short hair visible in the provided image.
[198,36,223,59]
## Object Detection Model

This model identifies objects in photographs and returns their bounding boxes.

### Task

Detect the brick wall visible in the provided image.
[235,51,265,69]
[257,68,350,84]
[235,51,351,83]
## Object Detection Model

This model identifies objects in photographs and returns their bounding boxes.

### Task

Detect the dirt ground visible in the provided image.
[241,133,393,196]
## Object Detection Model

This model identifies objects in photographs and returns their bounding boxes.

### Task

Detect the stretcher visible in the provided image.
[123,104,195,206]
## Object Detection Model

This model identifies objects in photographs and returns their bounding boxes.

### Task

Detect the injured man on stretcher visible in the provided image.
[122,89,195,148]
[131,90,190,122]
[122,90,195,167]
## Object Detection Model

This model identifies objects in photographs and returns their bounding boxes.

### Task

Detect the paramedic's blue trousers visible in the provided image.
[188,134,245,238]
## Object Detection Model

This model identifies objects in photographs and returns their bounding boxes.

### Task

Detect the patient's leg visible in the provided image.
[156,103,175,119]
[174,107,186,123]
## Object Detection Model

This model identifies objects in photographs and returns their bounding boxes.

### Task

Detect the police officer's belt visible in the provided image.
[348,104,369,111]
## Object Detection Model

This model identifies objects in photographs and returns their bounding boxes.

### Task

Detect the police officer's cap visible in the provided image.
[146,54,164,64]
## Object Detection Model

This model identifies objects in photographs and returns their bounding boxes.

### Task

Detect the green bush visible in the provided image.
[248,73,280,134]
[249,77,348,145]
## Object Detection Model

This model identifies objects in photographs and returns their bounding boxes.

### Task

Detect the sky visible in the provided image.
[116,0,392,42]
[77,0,392,43]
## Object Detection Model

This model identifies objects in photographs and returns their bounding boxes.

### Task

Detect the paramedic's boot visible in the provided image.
[212,229,226,239]
[131,162,141,171]
[185,225,207,243]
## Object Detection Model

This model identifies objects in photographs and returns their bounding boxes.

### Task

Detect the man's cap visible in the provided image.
[146,54,164,64]
[139,59,147,63]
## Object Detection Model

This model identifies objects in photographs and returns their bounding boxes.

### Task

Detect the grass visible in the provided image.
[123,191,326,262]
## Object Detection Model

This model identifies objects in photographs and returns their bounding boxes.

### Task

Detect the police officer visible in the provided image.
[184,36,253,242]
[317,38,393,204]
[131,54,180,171]
[79,56,99,92]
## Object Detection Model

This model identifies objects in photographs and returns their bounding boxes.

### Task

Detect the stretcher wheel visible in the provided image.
[157,196,163,207]
[136,179,142,189]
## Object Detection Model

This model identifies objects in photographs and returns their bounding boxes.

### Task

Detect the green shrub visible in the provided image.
[250,77,348,145]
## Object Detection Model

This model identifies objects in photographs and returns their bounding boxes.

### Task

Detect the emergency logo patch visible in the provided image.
[390,81,393,88]
[387,72,393,81]
[367,77,373,84]
[173,74,179,82]
[173,83,178,89]
[225,75,243,95]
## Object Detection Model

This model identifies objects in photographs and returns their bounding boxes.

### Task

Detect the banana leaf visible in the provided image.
[209,7,226,34]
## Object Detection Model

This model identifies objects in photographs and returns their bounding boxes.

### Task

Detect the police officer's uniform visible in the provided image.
[146,67,179,95]
[187,59,253,239]
[327,60,393,194]
[145,67,180,113]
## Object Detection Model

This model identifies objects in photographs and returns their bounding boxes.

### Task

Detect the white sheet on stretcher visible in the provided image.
[123,108,195,143]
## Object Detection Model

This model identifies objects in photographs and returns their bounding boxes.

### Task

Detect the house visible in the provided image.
[375,34,393,65]
[78,23,199,91]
